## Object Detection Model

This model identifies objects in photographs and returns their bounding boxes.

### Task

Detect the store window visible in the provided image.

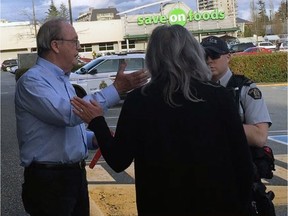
[99,42,114,51]
[79,44,92,52]
[121,40,136,50]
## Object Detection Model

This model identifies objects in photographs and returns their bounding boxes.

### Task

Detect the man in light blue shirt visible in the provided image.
[15,17,149,216]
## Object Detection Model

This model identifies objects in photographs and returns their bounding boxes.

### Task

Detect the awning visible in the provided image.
[264,35,280,41]
[124,27,239,40]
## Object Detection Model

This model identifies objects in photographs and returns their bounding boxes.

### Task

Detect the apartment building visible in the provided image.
[198,0,237,17]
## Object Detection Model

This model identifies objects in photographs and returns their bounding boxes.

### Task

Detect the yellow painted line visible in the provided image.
[274,165,288,181]
[86,165,115,182]
[257,83,287,87]
[124,163,135,179]
[275,154,288,164]
[266,186,287,206]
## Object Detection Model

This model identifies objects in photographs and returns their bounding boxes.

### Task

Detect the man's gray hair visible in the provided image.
[37,17,68,57]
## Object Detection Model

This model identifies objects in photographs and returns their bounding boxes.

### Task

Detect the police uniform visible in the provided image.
[219,70,272,126]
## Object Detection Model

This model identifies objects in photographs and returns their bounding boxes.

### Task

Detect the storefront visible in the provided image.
[122,2,238,50]
[0,1,238,61]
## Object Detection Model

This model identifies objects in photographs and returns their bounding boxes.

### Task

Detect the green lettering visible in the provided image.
[202,12,210,21]
[194,13,202,21]
[168,8,187,26]
[137,17,144,26]
[188,11,194,21]
[219,11,225,19]
[145,17,153,25]
[137,9,226,26]
[160,15,167,24]
[152,16,160,24]
[211,9,218,20]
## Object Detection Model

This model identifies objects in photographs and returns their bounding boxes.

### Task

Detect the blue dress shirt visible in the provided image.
[15,57,120,167]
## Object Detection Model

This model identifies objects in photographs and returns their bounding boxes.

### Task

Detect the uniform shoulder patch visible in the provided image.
[248,88,262,99]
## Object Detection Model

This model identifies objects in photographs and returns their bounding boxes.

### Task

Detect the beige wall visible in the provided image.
[74,19,124,43]
[0,2,237,62]
[0,20,125,62]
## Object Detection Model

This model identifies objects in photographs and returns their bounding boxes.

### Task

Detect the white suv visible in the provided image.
[257,41,276,51]
[70,53,146,97]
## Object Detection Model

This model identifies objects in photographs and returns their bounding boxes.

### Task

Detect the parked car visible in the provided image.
[70,52,146,97]
[234,47,272,55]
[78,57,92,65]
[229,42,256,53]
[279,41,288,52]
[1,59,18,71]
[257,41,276,51]
[9,65,19,74]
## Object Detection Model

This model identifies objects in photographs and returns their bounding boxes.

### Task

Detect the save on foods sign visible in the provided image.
[137,8,225,26]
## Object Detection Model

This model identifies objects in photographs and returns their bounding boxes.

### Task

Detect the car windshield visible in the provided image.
[75,58,104,74]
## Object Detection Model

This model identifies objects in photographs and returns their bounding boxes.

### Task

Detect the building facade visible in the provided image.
[0,1,238,62]
[198,0,237,17]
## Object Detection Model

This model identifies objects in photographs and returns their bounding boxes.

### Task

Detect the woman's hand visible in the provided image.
[71,96,103,123]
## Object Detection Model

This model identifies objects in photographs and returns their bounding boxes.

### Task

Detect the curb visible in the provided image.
[257,83,287,87]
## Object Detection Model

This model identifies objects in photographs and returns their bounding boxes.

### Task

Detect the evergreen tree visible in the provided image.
[45,0,60,21]
[273,0,288,34]
[244,25,253,37]
[257,0,269,35]
[59,3,69,21]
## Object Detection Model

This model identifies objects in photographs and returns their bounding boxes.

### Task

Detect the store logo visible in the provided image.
[168,8,187,26]
[137,9,225,26]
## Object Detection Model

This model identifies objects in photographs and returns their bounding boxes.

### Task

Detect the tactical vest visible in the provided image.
[226,74,276,216]
[226,74,253,124]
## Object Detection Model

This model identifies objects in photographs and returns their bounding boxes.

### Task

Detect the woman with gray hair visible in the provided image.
[71,24,253,216]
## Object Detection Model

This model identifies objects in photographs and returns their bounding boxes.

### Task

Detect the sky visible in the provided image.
[0,0,283,22]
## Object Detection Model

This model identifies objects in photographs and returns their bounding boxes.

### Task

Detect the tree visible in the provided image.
[244,24,253,37]
[273,0,288,34]
[59,3,69,21]
[257,0,269,35]
[45,0,60,21]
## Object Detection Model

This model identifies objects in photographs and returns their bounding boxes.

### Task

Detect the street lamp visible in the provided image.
[32,0,37,36]
[68,0,73,25]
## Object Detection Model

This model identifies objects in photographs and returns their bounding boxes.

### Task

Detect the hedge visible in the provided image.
[230,52,287,83]
[14,52,287,83]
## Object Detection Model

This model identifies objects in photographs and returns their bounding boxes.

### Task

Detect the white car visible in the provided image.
[279,41,288,52]
[8,65,18,74]
[70,53,146,97]
[257,41,276,51]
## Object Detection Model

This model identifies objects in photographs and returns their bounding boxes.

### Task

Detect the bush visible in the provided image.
[15,53,287,83]
[229,52,287,83]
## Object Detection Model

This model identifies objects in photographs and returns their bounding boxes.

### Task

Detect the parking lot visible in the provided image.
[1,71,287,215]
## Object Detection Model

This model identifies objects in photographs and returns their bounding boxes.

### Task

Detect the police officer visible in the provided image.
[201,36,272,147]
[202,36,276,216]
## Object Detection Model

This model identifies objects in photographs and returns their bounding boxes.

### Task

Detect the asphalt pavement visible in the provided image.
[1,71,287,215]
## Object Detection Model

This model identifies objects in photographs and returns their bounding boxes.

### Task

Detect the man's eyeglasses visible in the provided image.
[56,39,80,47]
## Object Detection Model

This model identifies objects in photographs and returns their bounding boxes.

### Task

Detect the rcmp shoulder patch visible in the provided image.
[248,88,262,99]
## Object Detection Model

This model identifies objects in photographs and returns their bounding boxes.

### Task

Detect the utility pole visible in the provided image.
[68,0,73,25]
[32,0,37,36]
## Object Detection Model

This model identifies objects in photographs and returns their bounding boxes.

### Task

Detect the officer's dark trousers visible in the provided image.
[22,165,89,216]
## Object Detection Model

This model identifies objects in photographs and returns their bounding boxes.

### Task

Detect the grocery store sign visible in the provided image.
[137,8,225,26]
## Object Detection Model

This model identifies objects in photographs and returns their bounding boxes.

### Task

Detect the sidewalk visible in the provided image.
[86,164,137,216]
